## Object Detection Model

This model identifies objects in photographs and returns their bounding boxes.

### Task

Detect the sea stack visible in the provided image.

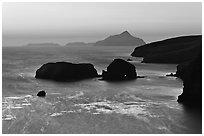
[35,62,99,82]
[101,59,137,81]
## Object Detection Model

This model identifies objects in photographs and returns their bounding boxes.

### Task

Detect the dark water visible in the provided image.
[2,46,202,134]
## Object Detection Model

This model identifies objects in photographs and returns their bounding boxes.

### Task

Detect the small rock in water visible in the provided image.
[37,90,46,97]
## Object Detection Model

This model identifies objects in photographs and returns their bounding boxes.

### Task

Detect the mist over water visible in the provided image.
[2,45,202,134]
[2,2,202,133]
[3,2,202,47]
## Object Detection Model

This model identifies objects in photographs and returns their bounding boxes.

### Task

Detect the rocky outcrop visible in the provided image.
[175,62,189,79]
[131,35,202,64]
[176,52,202,107]
[37,90,46,97]
[35,62,98,81]
[101,59,137,81]
[94,31,145,46]
[166,73,176,77]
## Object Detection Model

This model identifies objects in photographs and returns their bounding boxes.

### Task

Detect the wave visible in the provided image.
[2,91,158,121]
[3,72,33,83]
[2,89,185,134]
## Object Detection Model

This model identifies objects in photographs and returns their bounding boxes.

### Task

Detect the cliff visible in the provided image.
[176,52,202,107]
[131,35,202,64]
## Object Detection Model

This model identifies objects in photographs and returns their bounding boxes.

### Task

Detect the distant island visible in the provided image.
[26,43,61,47]
[65,42,94,46]
[131,35,202,64]
[94,31,145,46]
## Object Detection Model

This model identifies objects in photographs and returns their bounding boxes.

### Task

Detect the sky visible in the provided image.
[2,2,202,46]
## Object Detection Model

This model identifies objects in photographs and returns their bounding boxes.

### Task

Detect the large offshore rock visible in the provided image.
[35,62,98,81]
[102,59,137,81]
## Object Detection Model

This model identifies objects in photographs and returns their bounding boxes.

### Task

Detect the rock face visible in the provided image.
[35,62,98,81]
[176,52,202,106]
[94,31,145,46]
[37,90,46,97]
[166,73,176,77]
[102,59,137,81]
[175,62,189,79]
[131,35,202,64]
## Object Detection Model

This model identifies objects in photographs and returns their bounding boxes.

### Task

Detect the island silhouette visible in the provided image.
[94,31,145,46]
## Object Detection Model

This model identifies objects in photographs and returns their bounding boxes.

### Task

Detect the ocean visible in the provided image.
[2,45,202,134]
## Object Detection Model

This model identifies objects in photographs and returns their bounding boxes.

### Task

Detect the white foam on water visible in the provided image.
[3,95,33,109]
[61,110,76,113]
[4,95,33,100]
[40,127,45,132]
[96,108,112,114]
[5,96,24,99]
[21,103,32,106]
[75,99,152,122]
[60,111,67,113]
[66,91,84,99]
[157,126,169,130]
[10,106,23,109]
[92,112,100,115]
[2,115,16,121]
[49,93,61,95]
[24,95,33,98]
[50,112,63,117]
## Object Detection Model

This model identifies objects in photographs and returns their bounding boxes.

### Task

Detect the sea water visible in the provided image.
[2,45,202,134]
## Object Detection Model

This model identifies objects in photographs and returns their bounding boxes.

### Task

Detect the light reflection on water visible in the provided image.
[2,46,201,134]
[2,89,201,134]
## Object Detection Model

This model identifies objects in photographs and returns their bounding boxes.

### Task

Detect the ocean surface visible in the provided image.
[2,45,202,134]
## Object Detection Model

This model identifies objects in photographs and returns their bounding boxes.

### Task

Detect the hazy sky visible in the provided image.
[2,2,202,46]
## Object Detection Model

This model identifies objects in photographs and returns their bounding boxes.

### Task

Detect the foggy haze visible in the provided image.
[2,2,202,46]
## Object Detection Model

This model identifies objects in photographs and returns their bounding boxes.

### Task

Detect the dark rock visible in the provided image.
[94,31,145,46]
[166,73,176,77]
[175,62,189,79]
[137,76,146,78]
[37,90,46,97]
[35,62,98,82]
[131,35,202,64]
[101,59,137,81]
[177,52,202,107]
